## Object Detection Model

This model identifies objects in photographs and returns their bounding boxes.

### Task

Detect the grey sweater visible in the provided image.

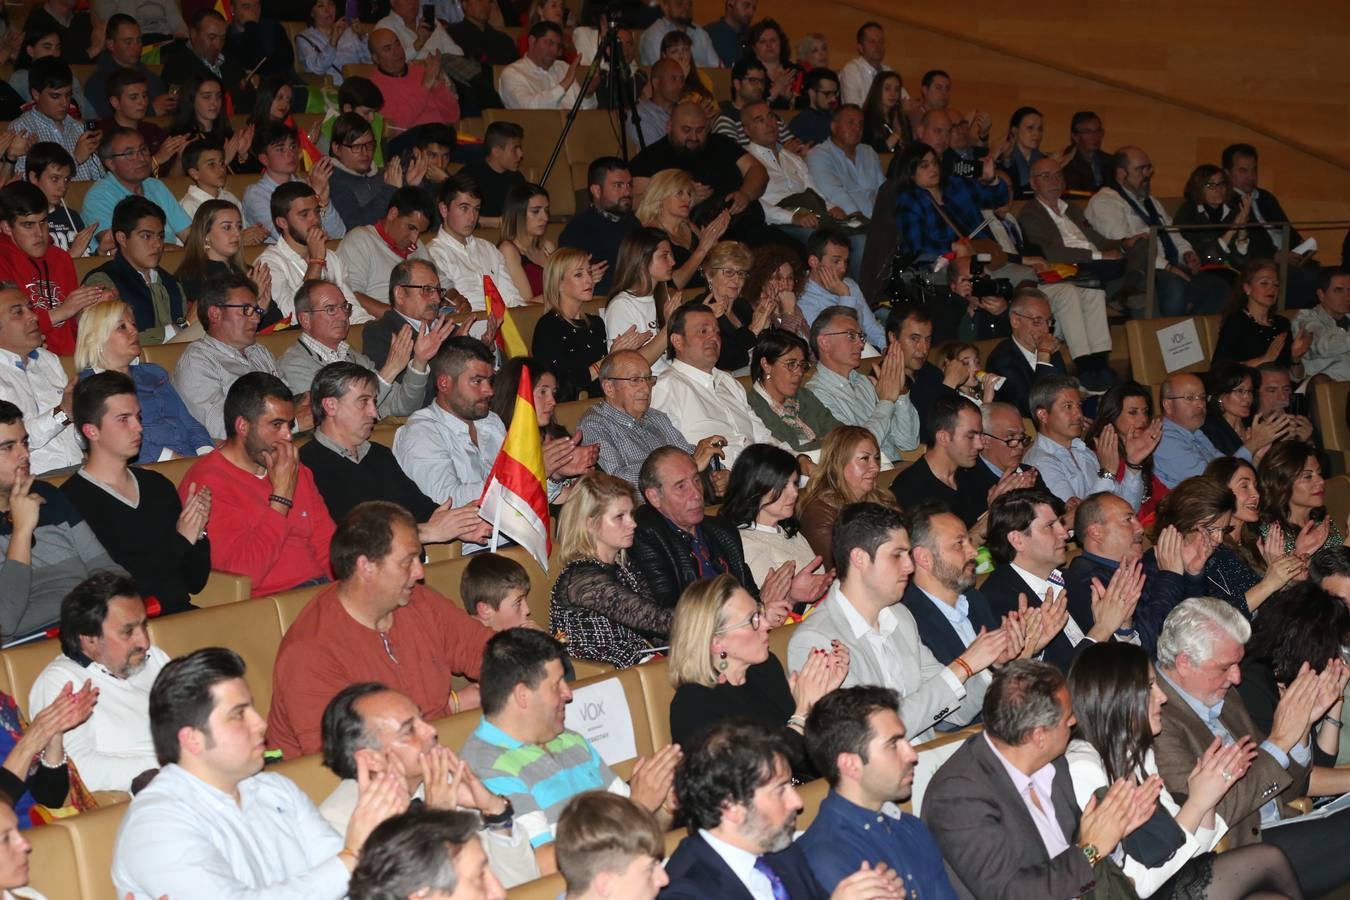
[0,481,125,643]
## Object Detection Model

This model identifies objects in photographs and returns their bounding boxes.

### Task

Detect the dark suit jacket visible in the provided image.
[904,582,998,666]
[1241,189,1304,259]
[922,733,1097,900]
[659,832,825,900]
[1060,150,1113,194]
[985,338,1066,417]
[965,457,1050,501]
[629,505,758,611]
[1152,677,1307,848]
[1062,549,1201,656]
[362,309,436,407]
[1016,198,1121,264]
[981,564,1077,673]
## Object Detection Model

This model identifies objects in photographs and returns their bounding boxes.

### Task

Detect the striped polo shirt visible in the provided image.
[460,719,627,847]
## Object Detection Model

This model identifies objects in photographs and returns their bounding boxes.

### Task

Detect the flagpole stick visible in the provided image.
[489,486,504,552]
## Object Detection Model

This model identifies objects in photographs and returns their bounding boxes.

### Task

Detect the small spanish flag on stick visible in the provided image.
[484,274,528,358]
[284,115,324,173]
[480,365,551,569]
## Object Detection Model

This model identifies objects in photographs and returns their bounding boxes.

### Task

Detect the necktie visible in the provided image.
[755,858,792,900]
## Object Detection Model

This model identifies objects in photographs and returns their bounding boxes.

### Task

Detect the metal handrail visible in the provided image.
[1142,217,1350,317]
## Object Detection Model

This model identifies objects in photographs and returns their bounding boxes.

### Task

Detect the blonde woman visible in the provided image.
[667,573,847,781]
[74,301,214,462]
[174,200,281,331]
[532,248,638,401]
[635,168,730,290]
[550,472,672,668]
[796,426,895,563]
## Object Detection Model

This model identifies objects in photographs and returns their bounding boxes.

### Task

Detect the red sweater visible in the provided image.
[267,583,493,757]
[0,234,79,355]
[371,64,461,132]
[179,450,335,597]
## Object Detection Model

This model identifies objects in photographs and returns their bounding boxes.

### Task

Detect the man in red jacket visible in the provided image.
[267,499,492,758]
[0,181,108,355]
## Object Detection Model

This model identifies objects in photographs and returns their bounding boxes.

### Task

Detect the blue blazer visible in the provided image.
[903,583,999,667]
[659,833,826,900]
[980,563,1079,673]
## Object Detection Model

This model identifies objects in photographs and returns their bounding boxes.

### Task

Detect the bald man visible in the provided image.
[1154,372,1252,488]
[1085,146,1227,317]
[631,58,685,148]
[369,27,461,133]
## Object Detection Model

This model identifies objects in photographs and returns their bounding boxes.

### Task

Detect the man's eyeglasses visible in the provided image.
[1200,522,1235,542]
[603,375,657,386]
[716,603,764,635]
[343,139,376,152]
[1012,311,1054,329]
[106,145,150,160]
[400,282,448,297]
[314,302,352,317]
[1164,393,1206,403]
[220,303,263,318]
[983,432,1032,449]
[822,329,866,343]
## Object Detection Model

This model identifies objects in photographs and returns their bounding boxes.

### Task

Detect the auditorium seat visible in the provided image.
[270,751,341,806]
[1325,475,1350,530]
[271,580,334,632]
[26,817,83,898]
[554,397,600,432]
[41,802,125,900]
[147,597,285,717]
[1314,380,1350,470]
[1126,315,1221,385]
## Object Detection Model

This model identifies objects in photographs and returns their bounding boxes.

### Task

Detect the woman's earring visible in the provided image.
[765,372,772,382]
[717,649,729,671]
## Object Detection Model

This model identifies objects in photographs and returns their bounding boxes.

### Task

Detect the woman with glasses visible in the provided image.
[73,300,214,461]
[326,112,399,229]
[720,444,824,598]
[177,200,285,332]
[746,329,839,451]
[1259,440,1350,555]
[550,472,671,668]
[498,183,554,304]
[1200,360,1292,459]
[1203,457,1306,620]
[1237,581,1350,767]
[668,573,847,781]
[1082,382,1168,526]
[742,244,810,344]
[1172,164,1251,269]
[796,425,895,563]
[697,241,771,374]
[604,226,680,375]
[745,19,800,110]
[1065,641,1301,900]
[533,248,641,402]
[1214,259,1311,371]
[635,169,730,291]
[296,0,371,85]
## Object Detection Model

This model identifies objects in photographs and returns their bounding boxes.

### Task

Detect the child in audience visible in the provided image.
[461,552,536,632]
[23,141,101,257]
[179,140,252,236]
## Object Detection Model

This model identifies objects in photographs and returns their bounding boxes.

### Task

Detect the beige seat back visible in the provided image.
[635,658,675,750]
[54,802,128,900]
[27,813,84,899]
[2,639,63,719]
[270,752,342,808]
[147,598,284,716]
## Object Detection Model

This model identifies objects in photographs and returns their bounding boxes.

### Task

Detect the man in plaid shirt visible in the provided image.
[11,58,104,182]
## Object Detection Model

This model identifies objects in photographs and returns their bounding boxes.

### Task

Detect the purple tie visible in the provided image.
[755,858,792,900]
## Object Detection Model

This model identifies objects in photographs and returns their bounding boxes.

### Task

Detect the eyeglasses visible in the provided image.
[314,302,352,317]
[603,375,657,386]
[822,329,866,343]
[775,359,806,372]
[1201,522,1235,541]
[1012,311,1054,328]
[713,268,750,279]
[220,303,263,317]
[1164,393,1206,403]
[400,282,447,297]
[1202,181,1228,190]
[106,145,150,160]
[1227,387,1253,397]
[983,432,1033,449]
[716,602,764,635]
[343,139,376,152]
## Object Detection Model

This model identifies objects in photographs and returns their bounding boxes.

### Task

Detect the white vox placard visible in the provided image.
[563,677,638,766]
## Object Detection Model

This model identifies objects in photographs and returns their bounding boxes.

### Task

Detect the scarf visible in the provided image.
[375,220,419,259]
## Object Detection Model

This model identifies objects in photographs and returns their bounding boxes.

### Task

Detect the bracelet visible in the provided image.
[786,715,806,729]
[268,494,293,509]
[307,258,327,266]
[1125,461,1145,471]
[449,688,460,714]
[39,747,67,768]
[337,847,360,866]
[1323,716,1344,729]
[952,657,974,681]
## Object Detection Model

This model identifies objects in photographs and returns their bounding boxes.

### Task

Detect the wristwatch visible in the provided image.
[52,407,70,428]
[480,795,514,829]
[1097,468,1115,482]
[1079,843,1100,866]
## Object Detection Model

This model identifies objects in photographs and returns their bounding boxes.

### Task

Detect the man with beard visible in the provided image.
[903,501,1058,674]
[559,157,640,296]
[257,182,374,324]
[179,371,335,596]
[268,501,493,758]
[798,687,957,897]
[172,272,294,441]
[629,103,769,244]
[29,571,165,792]
[1085,145,1227,316]
[661,719,907,899]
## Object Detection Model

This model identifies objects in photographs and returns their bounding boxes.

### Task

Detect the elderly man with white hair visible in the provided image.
[1152,597,1350,896]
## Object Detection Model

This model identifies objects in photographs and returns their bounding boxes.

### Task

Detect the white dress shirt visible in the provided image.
[111,764,348,899]
[1022,433,1145,510]
[638,19,720,68]
[650,359,786,466]
[838,57,901,107]
[696,830,777,900]
[428,229,528,311]
[375,12,462,59]
[29,646,169,792]
[255,239,374,324]
[179,183,245,221]
[746,143,821,226]
[1038,198,1103,258]
[1010,562,1086,645]
[0,346,83,474]
[392,401,506,507]
[499,57,596,110]
[1084,187,1195,269]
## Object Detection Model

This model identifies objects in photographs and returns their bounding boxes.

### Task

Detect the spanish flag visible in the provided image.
[284,115,324,173]
[479,365,551,569]
[214,0,233,22]
[485,274,528,358]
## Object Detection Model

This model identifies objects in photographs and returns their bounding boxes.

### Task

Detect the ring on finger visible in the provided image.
[1221,770,1233,780]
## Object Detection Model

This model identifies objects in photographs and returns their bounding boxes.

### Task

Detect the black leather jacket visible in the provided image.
[628,504,759,610]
